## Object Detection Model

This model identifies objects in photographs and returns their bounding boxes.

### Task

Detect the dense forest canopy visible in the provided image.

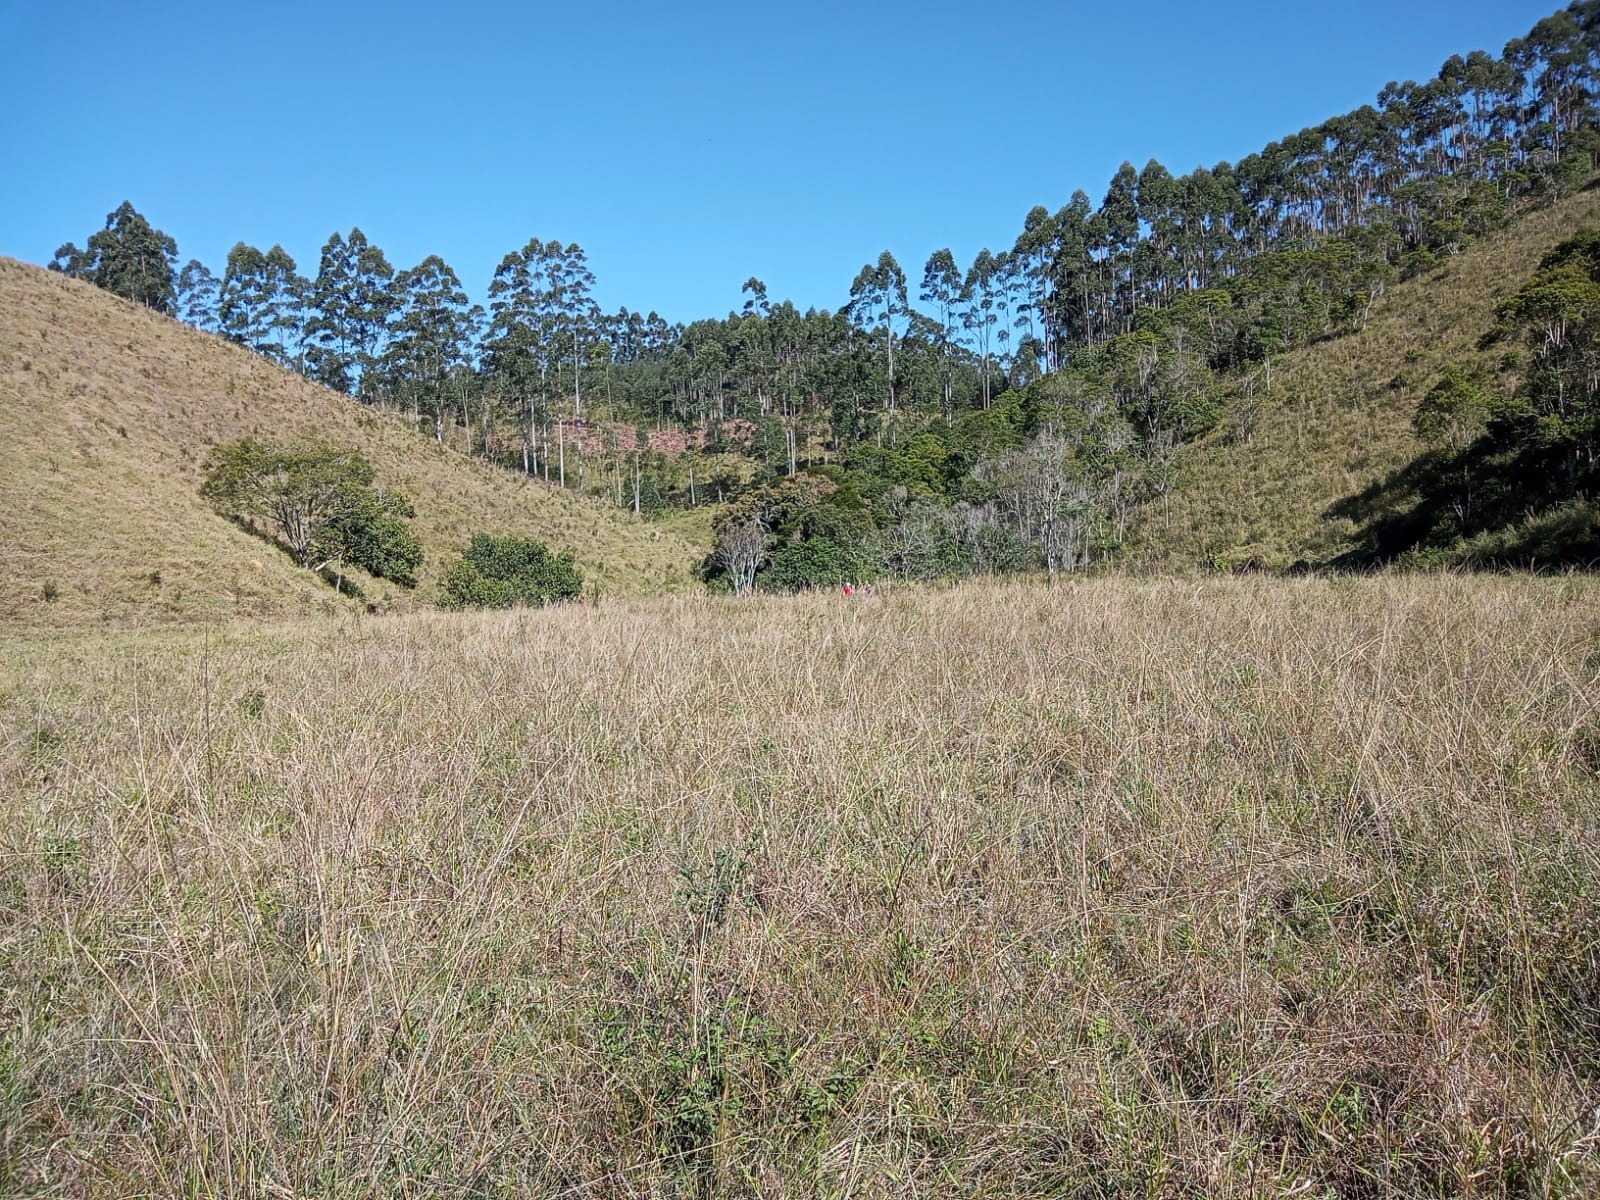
[51,2,1600,582]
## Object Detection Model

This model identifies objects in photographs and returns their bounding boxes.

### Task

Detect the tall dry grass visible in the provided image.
[2,575,1599,1196]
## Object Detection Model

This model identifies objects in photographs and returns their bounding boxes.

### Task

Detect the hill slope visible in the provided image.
[1128,184,1600,570]
[0,258,703,625]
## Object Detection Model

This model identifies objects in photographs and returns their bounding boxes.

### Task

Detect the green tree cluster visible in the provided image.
[200,439,421,586]
[50,202,178,313]
[439,534,583,609]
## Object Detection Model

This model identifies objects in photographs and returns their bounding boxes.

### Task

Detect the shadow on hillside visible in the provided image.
[1322,452,1457,568]
[220,513,373,599]
[1324,442,1600,571]
[317,565,368,600]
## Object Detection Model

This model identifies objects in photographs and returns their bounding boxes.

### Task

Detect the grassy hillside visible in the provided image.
[1129,184,1600,570]
[3,576,1597,1196]
[0,258,704,626]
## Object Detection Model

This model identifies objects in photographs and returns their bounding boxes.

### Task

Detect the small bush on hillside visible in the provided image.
[319,493,422,588]
[201,438,422,587]
[439,534,583,610]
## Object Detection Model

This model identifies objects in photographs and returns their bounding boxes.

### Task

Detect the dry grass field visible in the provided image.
[3,575,1599,1197]
[0,258,704,627]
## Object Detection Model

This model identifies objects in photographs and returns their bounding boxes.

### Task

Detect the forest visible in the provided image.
[51,2,1600,585]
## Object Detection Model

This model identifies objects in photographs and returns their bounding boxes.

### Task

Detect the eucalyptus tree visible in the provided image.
[1043,192,1097,352]
[304,228,396,398]
[732,309,777,413]
[741,277,771,316]
[218,243,269,350]
[964,249,1003,408]
[1509,9,1592,164]
[486,238,560,475]
[176,259,221,332]
[1098,162,1141,330]
[543,240,599,419]
[485,238,601,475]
[604,307,643,365]
[48,243,95,279]
[847,251,908,420]
[993,250,1028,378]
[555,276,601,486]
[921,248,967,421]
[766,298,813,467]
[50,201,179,313]
[1136,160,1182,305]
[641,311,679,358]
[1011,206,1059,368]
[1446,50,1524,179]
[383,255,481,444]
[219,242,307,367]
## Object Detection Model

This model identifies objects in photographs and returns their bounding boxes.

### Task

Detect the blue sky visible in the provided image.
[0,0,1563,324]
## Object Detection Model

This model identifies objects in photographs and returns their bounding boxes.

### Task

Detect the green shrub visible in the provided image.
[321,494,422,587]
[761,537,862,592]
[200,438,421,587]
[439,534,584,610]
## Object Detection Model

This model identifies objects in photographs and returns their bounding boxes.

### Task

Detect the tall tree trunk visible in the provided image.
[885,304,896,418]
[573,330,582,419]
[534,401,547,483]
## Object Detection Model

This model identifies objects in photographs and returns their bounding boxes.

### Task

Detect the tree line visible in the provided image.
[49,3,1600,583]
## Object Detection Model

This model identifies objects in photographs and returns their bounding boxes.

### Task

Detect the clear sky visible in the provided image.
[0,0,1564,324]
